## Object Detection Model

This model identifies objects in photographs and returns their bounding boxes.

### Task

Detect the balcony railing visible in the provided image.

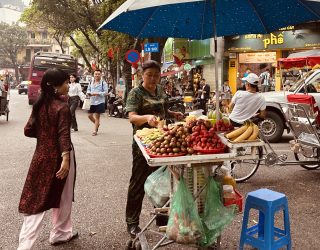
[28,38,53,45]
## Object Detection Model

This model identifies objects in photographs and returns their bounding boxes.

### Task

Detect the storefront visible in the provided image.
[225,23,320,93]
[162,38,215,96]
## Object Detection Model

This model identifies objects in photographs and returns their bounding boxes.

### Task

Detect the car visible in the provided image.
[18,81,30,94]
[260,69,320,142]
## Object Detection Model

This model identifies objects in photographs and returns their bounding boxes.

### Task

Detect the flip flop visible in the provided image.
[50,232,79,246]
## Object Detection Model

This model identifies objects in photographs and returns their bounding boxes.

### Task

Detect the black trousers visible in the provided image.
[200,98,208,114]
[68,96,80,130]
[125,142,158,226]
[230,117,264,127]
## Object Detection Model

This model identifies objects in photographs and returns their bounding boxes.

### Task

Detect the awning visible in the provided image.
[278,56,320,70]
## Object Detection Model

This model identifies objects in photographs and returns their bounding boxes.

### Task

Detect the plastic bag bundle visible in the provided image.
[166,177,205,245]
[144,166,170,208]
[201,177,236,247]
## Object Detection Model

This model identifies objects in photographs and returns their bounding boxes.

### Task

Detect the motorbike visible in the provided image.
[166,96,185,114]
[111,95,127,118]
[165,96,186,124]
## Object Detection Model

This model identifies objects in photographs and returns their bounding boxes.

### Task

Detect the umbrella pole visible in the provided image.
[212,0,220,120]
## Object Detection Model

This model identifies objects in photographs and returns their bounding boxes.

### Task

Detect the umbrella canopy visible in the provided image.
[98,0,320,40]
[98,0,320,118]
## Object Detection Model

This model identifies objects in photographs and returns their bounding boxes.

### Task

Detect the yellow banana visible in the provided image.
[234,124,253,142]
[226,123,249,139]
[247,123,259,141]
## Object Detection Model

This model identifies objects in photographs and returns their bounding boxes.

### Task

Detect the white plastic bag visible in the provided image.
[144,166,170,207]
[82,98,91,110]
[79,92,86,102]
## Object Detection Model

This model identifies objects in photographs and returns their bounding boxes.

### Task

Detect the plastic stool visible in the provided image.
[239,189,291,250]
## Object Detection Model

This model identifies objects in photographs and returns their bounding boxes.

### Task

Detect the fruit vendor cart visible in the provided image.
[127,131,265,250]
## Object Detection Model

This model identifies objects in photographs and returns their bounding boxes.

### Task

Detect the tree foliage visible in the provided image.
[0,22,28,81]
[20,0,167,95]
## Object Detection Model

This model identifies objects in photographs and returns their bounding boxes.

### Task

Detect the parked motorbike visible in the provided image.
[166,96,185,114]
[111,95,126,118]
[165,96,186,124]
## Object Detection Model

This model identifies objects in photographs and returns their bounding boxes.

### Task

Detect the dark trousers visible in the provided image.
[125,143,157,226]
[200,98,208,114]
[230,117,264,127]
[68,96,79,130]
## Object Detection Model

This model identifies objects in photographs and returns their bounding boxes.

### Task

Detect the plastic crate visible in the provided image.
[223,189,243,213]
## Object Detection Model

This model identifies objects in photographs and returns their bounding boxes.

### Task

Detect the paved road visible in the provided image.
[1,90,319,249]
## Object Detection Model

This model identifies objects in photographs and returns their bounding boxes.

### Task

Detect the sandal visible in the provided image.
[92,131,98,136]
[50,231,79,246]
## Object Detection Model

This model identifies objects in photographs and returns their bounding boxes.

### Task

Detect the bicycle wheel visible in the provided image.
[231,146,263,183]
[294,150,320,170]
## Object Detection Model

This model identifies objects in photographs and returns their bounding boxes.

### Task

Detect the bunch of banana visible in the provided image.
[225,122,259,142]
[136,128,164,144]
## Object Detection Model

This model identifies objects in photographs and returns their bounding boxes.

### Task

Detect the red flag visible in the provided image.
[107,48,114,60]
[132,62,139,69]
[173,55,183,67]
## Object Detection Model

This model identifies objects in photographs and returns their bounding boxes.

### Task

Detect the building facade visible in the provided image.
[224,22,320,93]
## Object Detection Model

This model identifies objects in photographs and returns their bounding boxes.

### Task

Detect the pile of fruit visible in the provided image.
[147,125,193,157]
[136,116,240,157]
[136,128,164,144]
[211,118,233,132]
[225,122,259,142]
[185,119,226,152]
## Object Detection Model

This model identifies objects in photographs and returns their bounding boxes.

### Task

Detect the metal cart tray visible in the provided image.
[216,132,265,149]
[134,135,262,167]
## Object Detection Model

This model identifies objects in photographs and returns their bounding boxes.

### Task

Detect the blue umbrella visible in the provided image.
[98,0,320,39]
[97,0,320,115]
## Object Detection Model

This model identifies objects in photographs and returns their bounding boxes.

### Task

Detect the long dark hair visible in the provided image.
[31,68,69,124]
[69,73,79,83]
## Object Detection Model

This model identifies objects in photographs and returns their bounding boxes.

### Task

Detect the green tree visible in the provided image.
[20,0,167,97]
[0,22,28,84]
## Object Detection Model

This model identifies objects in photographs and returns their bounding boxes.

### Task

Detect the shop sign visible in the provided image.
[239,52,276,63]
[263,33,284,49]
[144,43,159,53]
[184,63,192,71]
[225,28,320,51]
[229,53,237,59]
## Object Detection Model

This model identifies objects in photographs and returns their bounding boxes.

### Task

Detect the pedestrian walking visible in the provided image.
[18,68,78,249]
[125,60,183,238]
[86,69,108,136]
[68,74,85,132]
[259,68,271,92]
